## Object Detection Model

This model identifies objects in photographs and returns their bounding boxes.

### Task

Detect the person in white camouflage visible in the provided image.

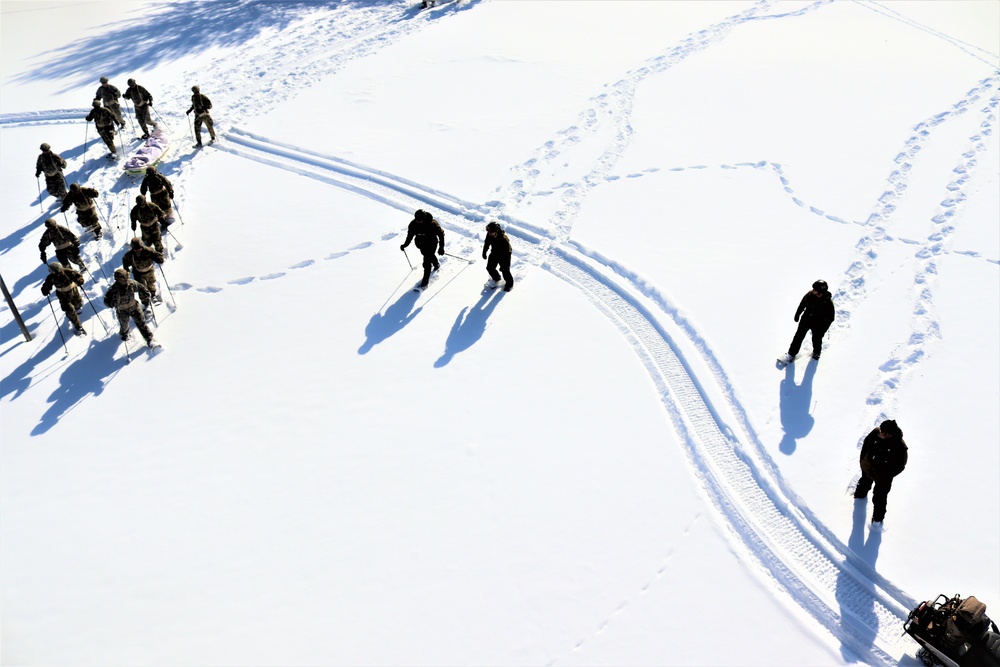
[104,268,155,345]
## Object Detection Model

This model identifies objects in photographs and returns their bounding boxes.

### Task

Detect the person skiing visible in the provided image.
[35,143,68,200]
[780,279,835,364]
[122,237,165,308]
[60,183,103,239]
[130,195,167,253]
[123,78,157,138]
[38,218,85,270]
[853,419,908,530]
[85,100,119,157]
[139,165,175,221]
[482,221,514,292]
[94,76,124,126]
[186,85,216,147]
[41,262,87,336]
[400,209,445,290]
[104,267,156,346]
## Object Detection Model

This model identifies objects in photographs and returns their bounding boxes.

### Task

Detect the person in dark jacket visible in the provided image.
[35,143,68,199]
[782,279,835,363]
[122,237,165,307]
[400,209,445,289]
[38,218,85,270]
[139,165,174,220]
[94,76,124,126]
[104,268,155,345]
[61,183,103,238]
[186,85,216,147]
[482,221,514,292]
[130,195,167,253]
[85,100,119,157]
[41,262,87,335]
[854,419,908,529]
[123,78,157,138]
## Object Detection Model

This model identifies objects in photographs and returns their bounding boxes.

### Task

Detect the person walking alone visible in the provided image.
[482,221,514,292]
[186,85,216,147]
[780,279,835,364]
[853,419,908,530]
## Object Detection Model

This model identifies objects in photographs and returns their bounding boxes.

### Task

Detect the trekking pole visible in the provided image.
[145,297,159,328]
[156,263,176,308]
[123,101,136,134]
[164,226,184,250]
[187,113,194,140]
[117,128,126,157]
[377,268,417,314]
[84,123,89,155]
[36,177,44,215]
[151,107,171,134]
[444,252,474,264]
[79,285,111,335]
[46,293,70,355]
[82,257,109,284]
[62,209,71,226]
[401,246,414,270]
[172,199,186,227]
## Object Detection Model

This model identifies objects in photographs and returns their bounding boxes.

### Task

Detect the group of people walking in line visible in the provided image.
[780,280,908,530]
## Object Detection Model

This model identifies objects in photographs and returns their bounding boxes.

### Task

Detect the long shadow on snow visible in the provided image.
[434,289,504,367]
[836,499,882,662]
[778,358,817,455]
[358,289,422,354]
[30,336,127,435]
[9,0,401,92]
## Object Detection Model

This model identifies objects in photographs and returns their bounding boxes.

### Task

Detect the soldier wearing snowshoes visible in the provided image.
[86,100,119,157]
[35,143,68,200]
[400,209,445,289]
[482,221,514,292]
[41,262,87,336]
[186,85,216,147]
[38,218,85,270]
[130,195,167,253]
[60,184,103,239]
[94,76,124,126]
[781,279,835,364]
[123,78,157,138]
[854,419,908,530]
[104,268,155,346]
[140,166,175,220]
[122,237,165,308]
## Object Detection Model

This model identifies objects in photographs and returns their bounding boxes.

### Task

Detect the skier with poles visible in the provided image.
[139,165,175,223]
[130,195,167,253]
[38,218,86,271]
[94,76,125,127]
[122,237,165,309]
[34,143,68,200]
[60,183,103,239]
[853,419,908,531]
[85,100,120,158]
[186,85,217,147]
[778,279,835,366]
[400,209,444,291]
[482,221,514,292]
[41,262,87,336]
[123,78,157,139]
[104,268,156,347]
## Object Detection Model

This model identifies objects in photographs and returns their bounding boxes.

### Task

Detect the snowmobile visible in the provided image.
[904,594,1000,667]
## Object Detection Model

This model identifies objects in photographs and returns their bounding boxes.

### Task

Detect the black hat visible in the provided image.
[812,280,828,292]
[100,76,109,84]
[879,420,902,437]
[40,143,51,151]
[127,78,135,86]
[191,85,200,93]
[135,195,145,204]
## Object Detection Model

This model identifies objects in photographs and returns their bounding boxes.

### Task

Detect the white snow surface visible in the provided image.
[1,1,998,665]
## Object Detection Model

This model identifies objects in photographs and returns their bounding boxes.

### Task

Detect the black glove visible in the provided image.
[35,172,41,178]
[794,315,799,322]
[42,287,51,296]
[400,244,407,251]
[186,109,192,115]
[437,247,444,256]
[72,242,80,251]
[482,253,487,260]
[131,223,137,232]
[40,251,47,263]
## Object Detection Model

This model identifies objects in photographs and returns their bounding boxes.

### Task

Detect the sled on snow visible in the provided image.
[123,128,171,176]
[904,594,1000,667]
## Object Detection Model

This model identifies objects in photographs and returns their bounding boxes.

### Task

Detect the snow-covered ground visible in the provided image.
[1,1,998,665]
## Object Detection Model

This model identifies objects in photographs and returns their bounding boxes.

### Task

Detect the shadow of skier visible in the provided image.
[834,498,882,662]
[358,289,422,354]
[433,289,504,368]
[778,358,817,455]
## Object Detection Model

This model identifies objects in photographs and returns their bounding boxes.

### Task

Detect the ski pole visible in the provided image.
[116,128,126,157]
[80,285,111,335]
[62,209,71,226]
[444,252,474,264]
[36,177,44,215]
[46,293,69,355]
[84,123,89,155]
[123,100,136,134]
[401,246,414,270]
[171,199,185,226]
[164,226,184,250]
[151,107,171,135]
[377,268,417,314]
[156,263,176,308]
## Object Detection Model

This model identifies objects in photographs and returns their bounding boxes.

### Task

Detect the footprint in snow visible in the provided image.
[326,252,348,260]
[260,272,285,280]
[172,282,193,291]
[349,241,372,251]
[289,259,314,269]
[228,276,256,285]
[197,286,223,293]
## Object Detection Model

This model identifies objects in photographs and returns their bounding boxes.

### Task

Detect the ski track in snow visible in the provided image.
[5,0,999,664]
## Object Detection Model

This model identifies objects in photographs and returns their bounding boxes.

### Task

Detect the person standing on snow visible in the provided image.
[130,195,167,253]
[122,237,165,308]
[41,262,87,336]
[35,143,68,200]
[853,419,908,530]
[123,78,157,139]
[400,209,445,290]
[104,268,156,346]
[780,279,835,364]
[482,221,514,292]
[61,183,103,239]
[85,100,119,157]
[140,165,175,222]
[94,76,125,127]
[38,218,85,270]
[186,85,216,147]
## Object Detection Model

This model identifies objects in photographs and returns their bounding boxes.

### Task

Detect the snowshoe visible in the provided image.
[776,353,794,368]
[485,279,499,290]
[74,326,86,337]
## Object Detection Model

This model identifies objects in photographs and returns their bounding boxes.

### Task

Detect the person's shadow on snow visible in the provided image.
[834,499,882,662]
[358,289,422,354]
[31,336,128,436]
[434,289,505,367]
[778,359,817,455]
